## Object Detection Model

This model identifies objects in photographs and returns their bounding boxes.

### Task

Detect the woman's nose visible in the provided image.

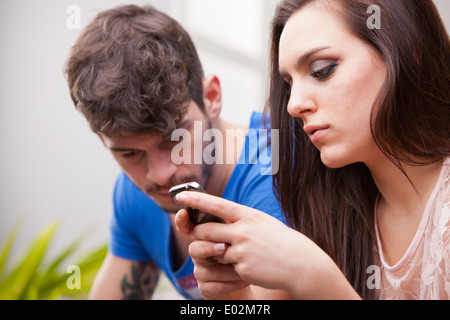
[287,85,317,118]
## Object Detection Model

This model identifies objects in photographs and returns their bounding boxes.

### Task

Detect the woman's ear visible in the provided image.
[202,74,222,120]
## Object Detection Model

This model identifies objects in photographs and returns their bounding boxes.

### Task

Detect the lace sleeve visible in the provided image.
[421,164,450,299]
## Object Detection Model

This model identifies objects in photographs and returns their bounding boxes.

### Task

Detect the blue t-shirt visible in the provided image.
[110,112,285,299]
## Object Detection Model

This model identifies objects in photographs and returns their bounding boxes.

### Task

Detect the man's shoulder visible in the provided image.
[249,111,270,131]
[233,111,275,177]
[113,172,161,214]
[114,172,139,198]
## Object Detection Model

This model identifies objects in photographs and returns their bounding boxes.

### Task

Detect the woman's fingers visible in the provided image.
[193,260,242,282]
[189,240,240,282]
[192,222,234,244]
[176,207,235,244]
[189,240,227,259]
[175,192,251,223]
[189,240,249,299]
[197,280,250,300]
[174,208,194,239]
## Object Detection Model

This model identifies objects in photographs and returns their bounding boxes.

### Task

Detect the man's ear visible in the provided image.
[202,74,222,120]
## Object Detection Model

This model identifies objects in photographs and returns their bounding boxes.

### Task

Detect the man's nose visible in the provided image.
[145,151,177,186]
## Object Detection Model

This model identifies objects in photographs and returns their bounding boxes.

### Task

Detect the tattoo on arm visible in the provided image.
[121,261,160,300]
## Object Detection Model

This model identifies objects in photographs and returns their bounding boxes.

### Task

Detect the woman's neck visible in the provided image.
[368,156,443,218]
[366,155,443,265]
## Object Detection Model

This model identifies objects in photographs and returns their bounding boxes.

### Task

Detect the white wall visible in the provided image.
[435,0,450,31]
[0,0,448,275]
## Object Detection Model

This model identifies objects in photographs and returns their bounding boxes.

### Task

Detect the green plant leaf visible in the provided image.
[0,218,24,282]
[0,222,57,299]
[0,220,107,300]
[42,244,107,299]
[37,237,83,296]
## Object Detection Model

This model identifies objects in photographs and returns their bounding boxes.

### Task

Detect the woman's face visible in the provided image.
[278,5,387,169]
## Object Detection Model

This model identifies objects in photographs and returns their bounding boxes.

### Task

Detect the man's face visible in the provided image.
[100,101,211,213]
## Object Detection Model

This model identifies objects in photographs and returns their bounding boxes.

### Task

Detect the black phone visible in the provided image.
[169,182,225,225]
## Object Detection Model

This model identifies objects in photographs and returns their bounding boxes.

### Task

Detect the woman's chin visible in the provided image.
[320,150,352,169]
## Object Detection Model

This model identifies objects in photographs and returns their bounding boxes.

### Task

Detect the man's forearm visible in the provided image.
[121,261,160,300]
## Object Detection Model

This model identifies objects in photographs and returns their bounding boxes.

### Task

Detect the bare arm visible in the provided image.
[89,253,160,300]
[241,287,294,300]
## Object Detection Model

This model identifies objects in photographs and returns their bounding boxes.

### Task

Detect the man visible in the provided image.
[65,4,283,299]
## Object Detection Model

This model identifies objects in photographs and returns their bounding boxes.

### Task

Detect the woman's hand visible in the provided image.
[175,191,361,300]
[174,192,297,291]
[176,207,249,299]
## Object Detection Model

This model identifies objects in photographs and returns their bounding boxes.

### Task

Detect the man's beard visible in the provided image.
[144,161,213,213]
[144,174,199,196]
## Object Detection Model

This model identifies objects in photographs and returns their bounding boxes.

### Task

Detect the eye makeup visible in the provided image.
[310,59,338,81]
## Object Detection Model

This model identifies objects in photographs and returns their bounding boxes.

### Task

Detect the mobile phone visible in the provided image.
[169,182,225,225]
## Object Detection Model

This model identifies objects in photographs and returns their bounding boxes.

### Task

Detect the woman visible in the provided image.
[175,0,449,299]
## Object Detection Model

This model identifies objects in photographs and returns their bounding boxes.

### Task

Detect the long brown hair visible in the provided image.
[268,0,450,299]
[65,5,205,138]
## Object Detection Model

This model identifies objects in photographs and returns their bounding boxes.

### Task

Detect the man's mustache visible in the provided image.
[144,175,199,194]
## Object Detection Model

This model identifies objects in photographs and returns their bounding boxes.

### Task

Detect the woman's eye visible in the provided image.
[310,60,338,81]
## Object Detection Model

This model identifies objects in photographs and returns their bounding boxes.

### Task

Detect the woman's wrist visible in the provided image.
[280,232,361,299]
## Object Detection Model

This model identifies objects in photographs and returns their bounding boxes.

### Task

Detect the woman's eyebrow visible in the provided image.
[297,46,331,68]
[279,45,331,76]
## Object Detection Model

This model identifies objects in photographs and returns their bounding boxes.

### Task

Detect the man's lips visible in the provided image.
[303,125,330,143]
[152,189,171,198]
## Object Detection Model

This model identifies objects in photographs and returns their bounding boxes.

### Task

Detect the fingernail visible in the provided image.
[213,243,226,253]
[175,193,188,202]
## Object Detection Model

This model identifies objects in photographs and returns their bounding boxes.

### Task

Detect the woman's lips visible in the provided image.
[304,125,330,143]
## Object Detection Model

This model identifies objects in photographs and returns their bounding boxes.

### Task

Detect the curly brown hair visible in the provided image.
[65,5,205,138]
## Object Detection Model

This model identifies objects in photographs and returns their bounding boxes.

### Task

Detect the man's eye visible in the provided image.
[121,151,137,158]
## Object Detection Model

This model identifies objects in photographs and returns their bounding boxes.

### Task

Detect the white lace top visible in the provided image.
[375,158,450,300]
